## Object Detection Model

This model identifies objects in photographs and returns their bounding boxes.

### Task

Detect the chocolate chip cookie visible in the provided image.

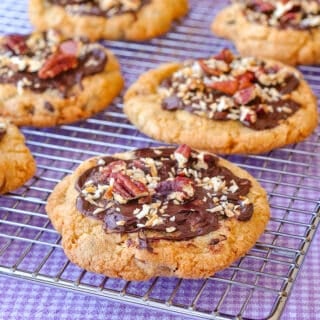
[0,30,123,127]
[29,0,189,41]
[0,118,36,194]
[212,0,320,65]
[124,49,318,154]
[46,145,270,280]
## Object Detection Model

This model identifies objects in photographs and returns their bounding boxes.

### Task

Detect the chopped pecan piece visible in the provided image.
[209,80,238,95]
[241,107,257,124]
[38,52,78,79]
[244,113,257,124]
[99,160,127,183]
[256,104,268,115]
[236,71,255,90]
[112,172,149,202]
[156,176,194,200]
[214,48,234,64]
[4,34,28,55]
[249,0,275,13]
[198,59,222,76]
[174,144,191,167]
[234,86,256,105]
[280,12,301,24]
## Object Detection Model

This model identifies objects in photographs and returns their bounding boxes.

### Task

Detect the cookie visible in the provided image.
[46,145,270,281]
[211,1,320,65]
[124,49,318,154]
[29,0,189,41]
[0,118,36,194]
[0,30,123,127]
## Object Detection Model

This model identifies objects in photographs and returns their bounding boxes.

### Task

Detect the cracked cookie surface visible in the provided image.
[46,145,270,281]
[29,0,189,41]
[0,118,36,194]
[124,50,318,154]
[0,30,123,127]
[211,1,320,65]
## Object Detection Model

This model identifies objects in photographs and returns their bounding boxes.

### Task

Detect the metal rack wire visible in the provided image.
[0,0,320,319]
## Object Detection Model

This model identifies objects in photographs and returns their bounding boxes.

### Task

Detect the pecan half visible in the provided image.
[38,52,78,79]
[209,80,238,95]
[4,34,28,55]
[112,172,149,202]
[214,48,234,64]
[99,160,127,183]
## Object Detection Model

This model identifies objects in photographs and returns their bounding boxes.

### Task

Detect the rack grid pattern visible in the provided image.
[0,1,320,319]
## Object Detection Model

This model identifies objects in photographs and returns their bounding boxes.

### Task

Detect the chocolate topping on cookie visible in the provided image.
[0,30,107,97]
[159,49,301,130]
[76,145,254,244]
[240,0,320,29]
[49,0,150,17]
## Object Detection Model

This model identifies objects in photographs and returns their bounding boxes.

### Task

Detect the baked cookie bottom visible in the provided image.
[123,63,318,155]
[211,4,320,66]
[0,48,124,127]
[46,148,270,281]
[0,118,36,194]
[29,0,189,41]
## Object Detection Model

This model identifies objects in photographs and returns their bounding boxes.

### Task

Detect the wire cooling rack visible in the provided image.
[0,1,320,319]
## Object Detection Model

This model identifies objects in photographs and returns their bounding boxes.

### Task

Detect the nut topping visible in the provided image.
[240,0,320,29]
[38,51,78,79]
[159,48,301,131]
[50,0,149,17]
[0,31,108,96]
[209,79,239,95]
[76,146,254,243]
[174,144,191,167]
[111,172,149,203]
[4,34,28,55]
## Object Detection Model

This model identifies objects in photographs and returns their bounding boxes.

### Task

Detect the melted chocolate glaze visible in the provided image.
[161,66,301,131]
[244,0,320,30]
[76,148,254,244]
[49,0,151,17]
[0,47,107,97]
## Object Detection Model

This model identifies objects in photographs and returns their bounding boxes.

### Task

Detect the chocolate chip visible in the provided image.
[81,48,107,76]
[162,96,182,111]
[104,211,126,230]
[280,75,300,94]
[237,203,253,221]
[213,111,228,120]
[44,101,55,112]
[138,236,153,252]
[24,105,35,115]
[210,238,220,245]
[226,19,236,25]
